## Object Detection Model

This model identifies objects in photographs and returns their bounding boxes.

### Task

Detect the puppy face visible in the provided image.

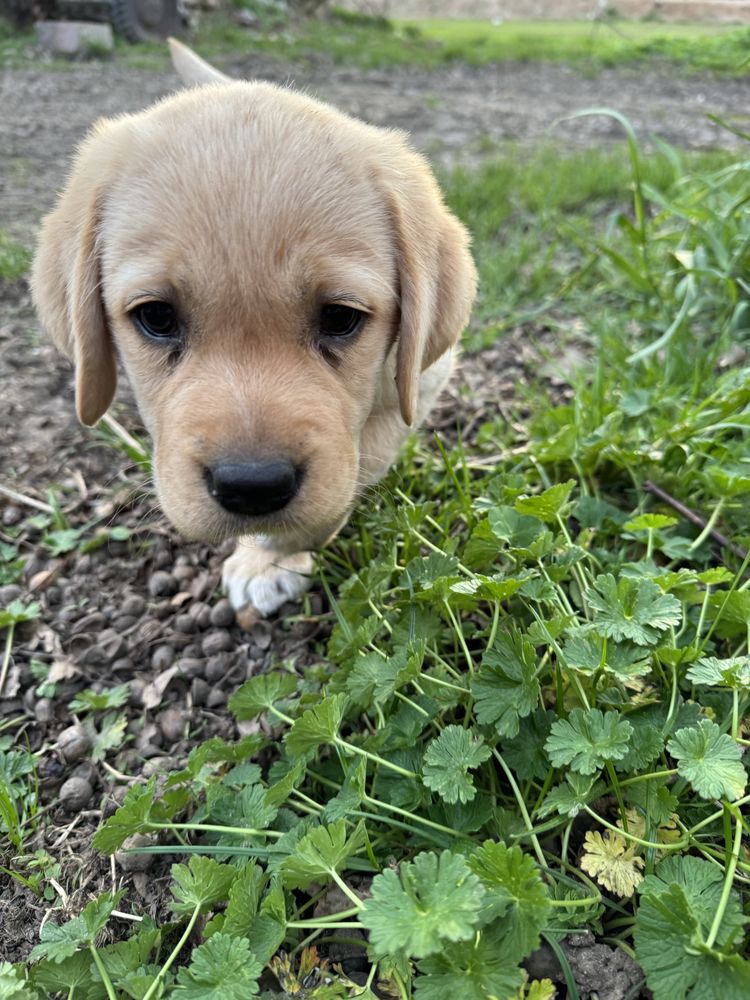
[33,81,476,548]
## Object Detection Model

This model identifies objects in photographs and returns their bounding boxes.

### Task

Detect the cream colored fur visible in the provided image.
[32,42,477,615]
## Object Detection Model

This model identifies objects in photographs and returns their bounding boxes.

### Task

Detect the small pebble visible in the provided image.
[152,548,173,569]
[115,833,155,872]
[152,600,173,621]
[71,611,107,635]
[151,644,176,671]
[45,585,62,606]
[112,784,130,805]
[70,760,98,786]
[188,602,212,630]
[204,654,230,684]
[175,613,198,634]
[206,687,226,709]
[137,620,162,644]
[201,631,234,656]
[59,776,93,812]
[112,657,135,674]
[158,706,185,743]
[81,646,108,667]
[173,564,196,583]
[210,599,235,628]
[128,677,146,707]
[190,677,209,705]
[0,584,22,604]
[180,642,203,659]
[148,571,178,598]
[35,698,55,725]
[1,506,22,527]
[98,630,127,662]
[141,755,179,776]
[121,594,146,617]
[57,725,91,764]
[175,657,205,678]
[252,622,272,650]
[112,614,138,631]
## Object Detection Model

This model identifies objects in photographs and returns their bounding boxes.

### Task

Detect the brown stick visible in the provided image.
[643,480,747,561]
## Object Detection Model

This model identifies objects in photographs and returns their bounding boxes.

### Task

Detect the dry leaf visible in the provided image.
[48,657,80,683]
[141,665,179,710]
[580,829,644,898]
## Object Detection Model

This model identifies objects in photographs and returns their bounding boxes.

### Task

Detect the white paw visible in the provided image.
[222,546,313,616]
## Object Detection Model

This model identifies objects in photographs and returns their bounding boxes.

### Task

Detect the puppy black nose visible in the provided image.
[204,458,300,517]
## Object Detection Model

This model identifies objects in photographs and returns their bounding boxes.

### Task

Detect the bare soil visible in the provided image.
[0,50,746,991]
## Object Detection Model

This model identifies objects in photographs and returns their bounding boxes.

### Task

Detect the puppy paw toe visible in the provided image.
[222,550,313,616]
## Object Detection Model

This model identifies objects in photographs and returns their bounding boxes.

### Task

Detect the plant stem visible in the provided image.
[142,901,201,1000]
[617,769,678,788]
[334,738,417,779]
[689,497,725,551]
[705,811,743,949]
[443,599,475,675]
[361,793,460,839]
[89,943,117,1000]
[329,868,366,911]
[584,806,688,851]
[606,761,629,833]
[493,750,548,871]
[0,623,15,698]
[148,821,283,839]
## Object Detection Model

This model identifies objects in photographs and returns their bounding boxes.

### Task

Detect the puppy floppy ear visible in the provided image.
[32,164,117,427]
[386,159,477,426]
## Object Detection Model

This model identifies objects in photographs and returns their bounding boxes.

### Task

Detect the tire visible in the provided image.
[110,0,182,43]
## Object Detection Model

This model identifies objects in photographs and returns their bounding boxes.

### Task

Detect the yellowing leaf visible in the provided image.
[617,808,681,857]
[580,830,644,898]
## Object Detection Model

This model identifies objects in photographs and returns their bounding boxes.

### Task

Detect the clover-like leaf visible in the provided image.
[28,891,124,964]
[686,656,750,690]
[468,842,550,958]
[284,694,346,758]
[639,855,746,945]
[92,778,187,854]
[0,960,34,999]
[415,935,523,1000]
[472,627,540,738]
[27,952,92,996]
[221,861,265,937]
[585,574,682,645]
[228,671,298,721]
[515,480,576,523]
[174,932,262,997]
[545,708,632,774]
[422,725,491,804]
[580,830,644,898]
[280,819,365,889]
[170,856,237,915]
[562,631,651,681]
[667,719,746,801]
[361,851,485,959]
[500,709,555,781]
[623,514,679,532]
[537,772,607,818]
[635,857,750,999]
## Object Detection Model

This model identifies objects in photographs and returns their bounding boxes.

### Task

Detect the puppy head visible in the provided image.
[32,79,476,547]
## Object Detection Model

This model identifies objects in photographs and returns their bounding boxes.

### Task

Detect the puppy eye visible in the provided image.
[319,304,364,338]
[132,301,181,341]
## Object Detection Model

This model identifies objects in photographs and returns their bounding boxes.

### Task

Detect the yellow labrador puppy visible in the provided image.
[32,42,476,616]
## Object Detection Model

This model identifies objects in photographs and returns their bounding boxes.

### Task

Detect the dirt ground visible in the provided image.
[0,44,747,987]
